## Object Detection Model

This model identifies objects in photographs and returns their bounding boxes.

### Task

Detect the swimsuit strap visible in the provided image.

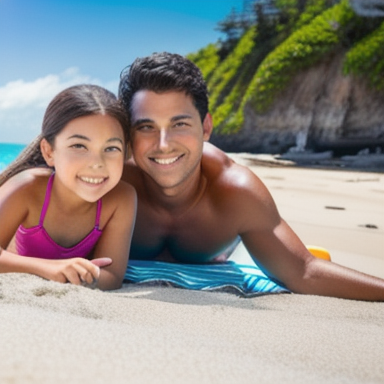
[39,173,55,226]
[95,199,102,229]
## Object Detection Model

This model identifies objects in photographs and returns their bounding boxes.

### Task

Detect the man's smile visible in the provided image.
[150,155,184,165]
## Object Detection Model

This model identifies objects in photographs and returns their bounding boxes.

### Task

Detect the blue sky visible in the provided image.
[0,0,243,144]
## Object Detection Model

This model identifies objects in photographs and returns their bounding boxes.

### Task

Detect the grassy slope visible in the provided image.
[188,0,384,135]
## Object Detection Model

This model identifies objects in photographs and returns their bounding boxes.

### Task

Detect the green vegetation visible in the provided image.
[208,26,257,110]
[343,21,384,90]
[188,0,384,134]
[245,1,355,113]
[294,0,335,30]
[186,44,220,81]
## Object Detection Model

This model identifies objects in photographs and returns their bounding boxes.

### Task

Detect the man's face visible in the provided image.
[130,90,212,195]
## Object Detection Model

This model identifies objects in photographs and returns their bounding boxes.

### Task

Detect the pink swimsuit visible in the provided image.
[16,173,102,259]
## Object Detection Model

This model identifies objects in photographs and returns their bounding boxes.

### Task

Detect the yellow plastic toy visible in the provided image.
[307,245,331,261]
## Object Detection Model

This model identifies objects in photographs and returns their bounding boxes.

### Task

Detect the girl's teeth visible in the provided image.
[81,177,104,184]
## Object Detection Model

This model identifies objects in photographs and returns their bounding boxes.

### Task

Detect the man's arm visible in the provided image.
[242,219,384,301]
[230,163,384,301]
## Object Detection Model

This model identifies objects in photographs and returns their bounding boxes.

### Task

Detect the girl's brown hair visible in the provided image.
[0,84,129,186]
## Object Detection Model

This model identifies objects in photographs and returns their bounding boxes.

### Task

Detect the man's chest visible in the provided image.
[130,203,239,263]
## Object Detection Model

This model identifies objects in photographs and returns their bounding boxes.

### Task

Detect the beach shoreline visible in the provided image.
[229,151,384,173]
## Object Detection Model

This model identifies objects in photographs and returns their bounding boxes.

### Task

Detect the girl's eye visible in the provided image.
[70,143,86,149]
[105,146,122,152]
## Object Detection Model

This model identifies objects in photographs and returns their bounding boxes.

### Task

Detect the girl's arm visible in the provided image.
[91,181,137,290]
[0,247,104,284]
[0,170,106,286]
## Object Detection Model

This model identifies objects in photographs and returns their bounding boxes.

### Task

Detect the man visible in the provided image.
[119,52,384,300]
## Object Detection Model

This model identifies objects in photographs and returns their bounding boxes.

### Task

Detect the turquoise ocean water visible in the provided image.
[0,143,26,171]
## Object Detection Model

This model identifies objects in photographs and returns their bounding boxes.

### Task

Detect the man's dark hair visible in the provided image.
[119,52,209,122]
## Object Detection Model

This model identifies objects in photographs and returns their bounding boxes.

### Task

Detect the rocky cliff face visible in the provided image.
[210,53,384,155]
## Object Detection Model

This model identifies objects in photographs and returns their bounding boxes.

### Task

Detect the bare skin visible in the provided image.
[0,115,137,290]
[122,90,384,301]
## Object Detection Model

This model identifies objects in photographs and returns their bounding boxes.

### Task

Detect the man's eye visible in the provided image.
[174,122,188,128]
[136,125,153,131]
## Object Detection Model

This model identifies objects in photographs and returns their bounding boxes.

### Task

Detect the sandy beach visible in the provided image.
[1,158,383,384]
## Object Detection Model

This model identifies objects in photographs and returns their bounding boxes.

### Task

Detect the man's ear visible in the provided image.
[202,113,213,141]
[40,138,55,167]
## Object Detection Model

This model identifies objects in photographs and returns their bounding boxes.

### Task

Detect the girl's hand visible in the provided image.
[49,257,112,287]
[0,246,113,288]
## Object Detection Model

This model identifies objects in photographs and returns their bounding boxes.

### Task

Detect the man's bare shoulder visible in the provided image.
[202,142,264,190]
[202,142,233,168]
[202,142,278,214]
[202,143,279,231]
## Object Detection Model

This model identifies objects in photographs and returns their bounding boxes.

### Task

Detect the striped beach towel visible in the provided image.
[124,260,289,297]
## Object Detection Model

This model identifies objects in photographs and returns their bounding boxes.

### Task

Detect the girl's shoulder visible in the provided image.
[101,180,136,209]
[0,169,52,227]
[98,181,137,229]
[0,168,52,198]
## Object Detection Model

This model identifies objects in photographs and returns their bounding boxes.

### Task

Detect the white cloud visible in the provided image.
[0,68,118,144]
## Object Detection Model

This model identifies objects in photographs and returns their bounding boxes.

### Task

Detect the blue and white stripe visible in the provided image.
[124,260,289,296]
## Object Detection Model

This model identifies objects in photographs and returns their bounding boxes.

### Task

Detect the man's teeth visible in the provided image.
[80,177,105,184]
[153,156,179,165]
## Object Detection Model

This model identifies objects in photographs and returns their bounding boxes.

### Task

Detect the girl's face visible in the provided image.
[41,114,126,203]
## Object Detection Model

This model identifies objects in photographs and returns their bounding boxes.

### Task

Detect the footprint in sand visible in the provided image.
[32,287,70,298]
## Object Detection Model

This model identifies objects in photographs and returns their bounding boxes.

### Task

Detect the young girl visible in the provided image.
[0,84,136,290]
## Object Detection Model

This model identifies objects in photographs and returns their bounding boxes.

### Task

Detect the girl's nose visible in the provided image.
[89,153,104,169]
[90,162,103,169]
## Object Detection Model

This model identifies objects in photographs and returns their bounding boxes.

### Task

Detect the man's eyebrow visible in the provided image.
[171,114,193,122]
[132,118,154,127]
[132,114,192,126]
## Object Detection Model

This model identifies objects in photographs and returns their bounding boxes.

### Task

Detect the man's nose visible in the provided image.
[158,129,170,150]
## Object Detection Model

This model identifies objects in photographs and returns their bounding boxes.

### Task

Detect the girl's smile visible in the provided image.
[78,175,108,185]
[41,114,126,203]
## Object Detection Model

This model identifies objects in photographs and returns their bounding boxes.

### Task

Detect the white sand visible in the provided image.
[1,163,383,384]
[231,155,384,279]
